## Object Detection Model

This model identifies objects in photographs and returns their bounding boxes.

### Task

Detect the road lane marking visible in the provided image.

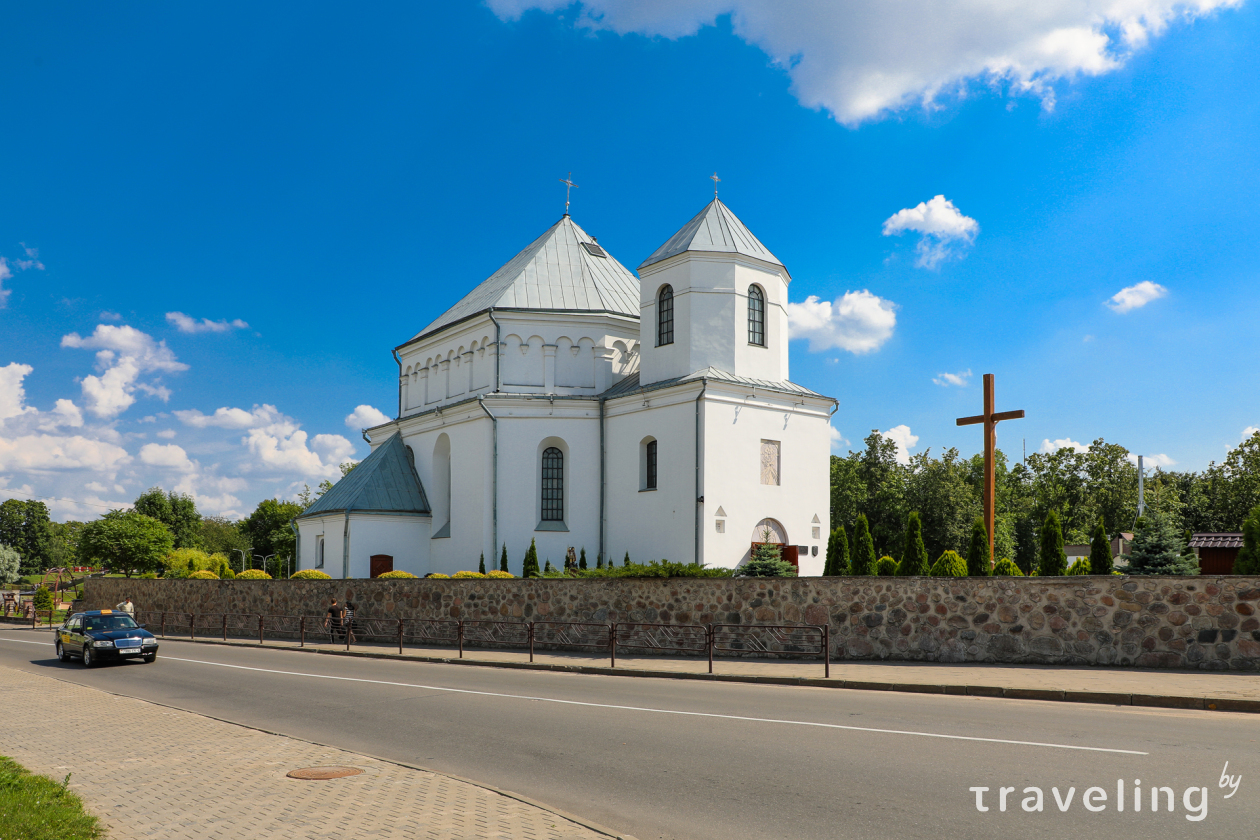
[0,634,1147,755]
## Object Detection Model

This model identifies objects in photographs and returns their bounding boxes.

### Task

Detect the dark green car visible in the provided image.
[56,610,159,667]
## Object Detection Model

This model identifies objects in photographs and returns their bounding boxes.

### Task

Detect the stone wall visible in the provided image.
[84,575,1260,670]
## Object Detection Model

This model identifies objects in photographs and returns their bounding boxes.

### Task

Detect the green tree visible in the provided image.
[499,543,509,573]
[46,521,87,568]
[850,514,876,575]
[741,540,797,577]
[478,553,486,574]
[522,539,540,578]
[596,553,604,569]
[0,544,20,585]
[623,551,630,567]
[134,487,202,549]
[1088,518,1113,575]
[855,431,907,557]
[76,510,174,577]
[875,556,899,576]
[897,511,930,576]
[1128,509,1198,575]
[829,454,865,534]
[241,499,303,565]
[992,557,1024,576]
[0,499,52,574]
[906,447,981,561]
[824,525,849,576]
[1039,510,1067,576]
[1234,505,1260,575]
[200,516,251,559]
[965,517,991,577]
[579,547,588,570]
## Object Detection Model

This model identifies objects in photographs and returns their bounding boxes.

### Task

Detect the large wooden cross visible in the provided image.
[956,373,1025,565]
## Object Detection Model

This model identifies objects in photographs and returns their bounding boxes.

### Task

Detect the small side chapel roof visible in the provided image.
[638,199,788,277]
[404,216,641,346]
[297,432,430,519]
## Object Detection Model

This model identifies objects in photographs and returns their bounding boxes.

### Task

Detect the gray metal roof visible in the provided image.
[638,199,787,276]
[297,432,430,519]
[407,216,641,344]
[602,369,827,401]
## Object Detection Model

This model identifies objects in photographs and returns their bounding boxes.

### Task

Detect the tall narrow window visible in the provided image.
[316,536,325,569]
[657,285,674,346]
[646,440,658,490]
[747,285,765,346]
[541,447,564,521]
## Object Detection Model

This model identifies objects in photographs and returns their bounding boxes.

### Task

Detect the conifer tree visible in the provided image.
[966,518,991,576]
[824,525,849,576]
[500,543,509,573]
[596,553,604,570]
[929,550,967,577]
[1235,504,1260,575]
[1088,518,1113,575]
[579,547,588,570]
[478,553,486,575]
[851,514,876,575]
[897,511,930,576]
[1128,509,1198,575]
[623,551,630,567]
[522,539,540,578]
[1039,510,1067,576]
[544,559,554,574]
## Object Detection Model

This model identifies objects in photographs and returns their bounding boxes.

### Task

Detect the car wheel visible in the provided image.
[82,646,95,668]
[56,642,69,662]
[142,653,157,664]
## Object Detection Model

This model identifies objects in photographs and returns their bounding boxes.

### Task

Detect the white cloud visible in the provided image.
[0,362,37,423]
[1041,437,1088,453]
[139,442,196,472]
[0,247,46,308]
[345,404,390,430]
[787,290,897,354]
[1245,426,1259,438]
[0,259,10,308]
[157,428,176,439]
[1106,280,1168,313]
[490,1,1239,124]
[883,195,979,268]
[37,399,85,432]
[174,404,283,429]
[61,324,188,418]
[828,424,848,451]
[933,369,972,387]
[1127,452,1176,468]
[0,433,132,472]
[100,311,122,321]
[882,424,919,464]
[165,312,250,334]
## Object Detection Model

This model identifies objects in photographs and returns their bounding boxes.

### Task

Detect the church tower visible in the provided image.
[636,199,790,386]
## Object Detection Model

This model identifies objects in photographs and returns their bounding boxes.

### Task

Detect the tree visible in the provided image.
[851,514,876,575]
[1234,505,1260,575]
[241,499,303,566]
[522,539,540,578]
[824,525,849,576]
[596,553,604,569]
[200,516,251,559]
[897,512,930,576]
[478,553,486,574]
[1128,509,1198,575]
[906,447,980,562]
[134,487,202,549]
[76,510,174,577]
[875,556,899,576]
[856,431,907,558]
[741,539,797,577]
[47,521,87,568]
[623,551,630,567]
[0,544,20,585]
[0,499,52,574]
[499,543,509,573]
[1088,518,1113,575]
[992,557,1024,576]
[965,517,991,577]
[579,547,588,570]
[1039,510,1067,576]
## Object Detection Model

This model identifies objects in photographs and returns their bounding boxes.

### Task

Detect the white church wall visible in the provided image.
[297,515,342,575]
[346,514,431,579]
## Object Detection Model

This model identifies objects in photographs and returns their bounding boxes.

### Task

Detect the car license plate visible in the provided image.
[119,647,141,655]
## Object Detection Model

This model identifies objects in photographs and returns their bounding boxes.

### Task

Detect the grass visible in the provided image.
[0,756,102,840]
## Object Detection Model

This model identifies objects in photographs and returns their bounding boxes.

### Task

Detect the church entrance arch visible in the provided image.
[749,518,798,569]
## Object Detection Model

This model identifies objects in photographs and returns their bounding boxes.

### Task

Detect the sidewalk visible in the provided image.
[133,626,1260,713]
[1,665,628,840]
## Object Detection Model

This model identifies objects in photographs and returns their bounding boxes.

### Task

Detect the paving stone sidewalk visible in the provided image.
[0,666,619,840]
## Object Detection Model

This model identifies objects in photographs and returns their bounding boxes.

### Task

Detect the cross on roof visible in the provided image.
[710,172,720,197]
[559,172,578,216]
[956,373,1025,567]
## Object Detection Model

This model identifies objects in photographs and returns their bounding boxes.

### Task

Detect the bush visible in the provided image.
[377,570,417,579]
[1039,510,1067,576]
[486,569,515,579]
[219,565,236,580]
[1089,518,1114,575]
[875,556,899,576]
[187,570,219,580]
[584,560,733,579]
[139,571,158,579]
[740,540,797,577]
[237,569,272,580]
[522,539,540,578]
[966,518,991,576]
[897,512,930,576]
[452,571,486,579]
[1236,504,1260,575]
[1067,558,1091,575]
[290,569,332,580]
[31,586,53,610]
[992,557,1024,576]
[425,573,450,579]
[929,550,967,577]
[0,544,20,585]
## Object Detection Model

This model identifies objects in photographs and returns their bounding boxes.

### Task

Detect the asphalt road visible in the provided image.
[1,629,1254,840]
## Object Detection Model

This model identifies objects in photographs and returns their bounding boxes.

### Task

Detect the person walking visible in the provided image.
[344,600,357,645]
[324,598,344,644]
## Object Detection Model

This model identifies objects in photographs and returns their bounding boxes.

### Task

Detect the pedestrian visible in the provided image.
[324,598,344,643]
[115,595,134,615]
[344,600,357,645]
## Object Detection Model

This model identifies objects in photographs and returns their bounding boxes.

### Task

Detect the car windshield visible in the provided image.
[81,615,139,632]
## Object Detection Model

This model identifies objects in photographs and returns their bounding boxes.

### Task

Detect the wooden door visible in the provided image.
[750,543,798,568]
[369,555,394,578]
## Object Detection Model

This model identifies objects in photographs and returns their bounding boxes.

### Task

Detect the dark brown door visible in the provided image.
[370,555,394,578]
[750,543,798,568]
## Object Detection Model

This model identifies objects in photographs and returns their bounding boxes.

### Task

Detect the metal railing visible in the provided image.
[52,609,832,676]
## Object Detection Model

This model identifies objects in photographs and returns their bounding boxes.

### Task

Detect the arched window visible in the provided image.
[747,285,765,346]
[646,439,658,490]
[657,285,674,347]
[541,447,564,521]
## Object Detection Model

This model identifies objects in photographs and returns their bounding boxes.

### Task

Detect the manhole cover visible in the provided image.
[287,766,364,780]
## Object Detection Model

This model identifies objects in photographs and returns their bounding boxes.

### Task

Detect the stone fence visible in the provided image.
[83,575,1260,670]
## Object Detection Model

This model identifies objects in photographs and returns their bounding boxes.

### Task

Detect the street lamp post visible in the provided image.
[255,554,276,577]
[231,549,247,574]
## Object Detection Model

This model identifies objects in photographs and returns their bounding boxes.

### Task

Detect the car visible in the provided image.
[56,610,159,667]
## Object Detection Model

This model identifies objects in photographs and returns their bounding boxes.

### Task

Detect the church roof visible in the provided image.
[602,369,826,401]
[405,216,641,345]
[638,199,788,277]
[296,432,430,519]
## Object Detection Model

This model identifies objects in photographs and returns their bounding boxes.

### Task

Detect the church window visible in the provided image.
[657,286,674,346]
[760,439,780,486]
[316,536,325,569]
[747,285,765,346]
[715,519,725,534]
[541,447,564,521]
[646,440,657,490]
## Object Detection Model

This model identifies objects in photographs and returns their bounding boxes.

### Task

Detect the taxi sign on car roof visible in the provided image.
[100,609,112,614]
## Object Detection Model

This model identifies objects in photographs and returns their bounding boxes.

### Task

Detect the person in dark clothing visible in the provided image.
[343,601,357,644]
[324,598,344,643]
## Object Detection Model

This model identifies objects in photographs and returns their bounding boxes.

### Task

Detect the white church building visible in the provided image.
[295,198,836,578]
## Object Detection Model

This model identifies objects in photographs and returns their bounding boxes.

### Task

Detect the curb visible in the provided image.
[145,632,1260,715]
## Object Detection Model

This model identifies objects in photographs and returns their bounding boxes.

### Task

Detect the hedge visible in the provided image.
[377,570,417,579]
[187,570,219,580]
[237,569,271,580]
[290,569,332,580]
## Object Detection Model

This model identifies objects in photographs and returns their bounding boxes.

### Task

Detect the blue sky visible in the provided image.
[2,1,1258,520]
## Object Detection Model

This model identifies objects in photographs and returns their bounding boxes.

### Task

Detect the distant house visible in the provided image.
[1189,534,1243,575]
[1065,533,1134,566]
